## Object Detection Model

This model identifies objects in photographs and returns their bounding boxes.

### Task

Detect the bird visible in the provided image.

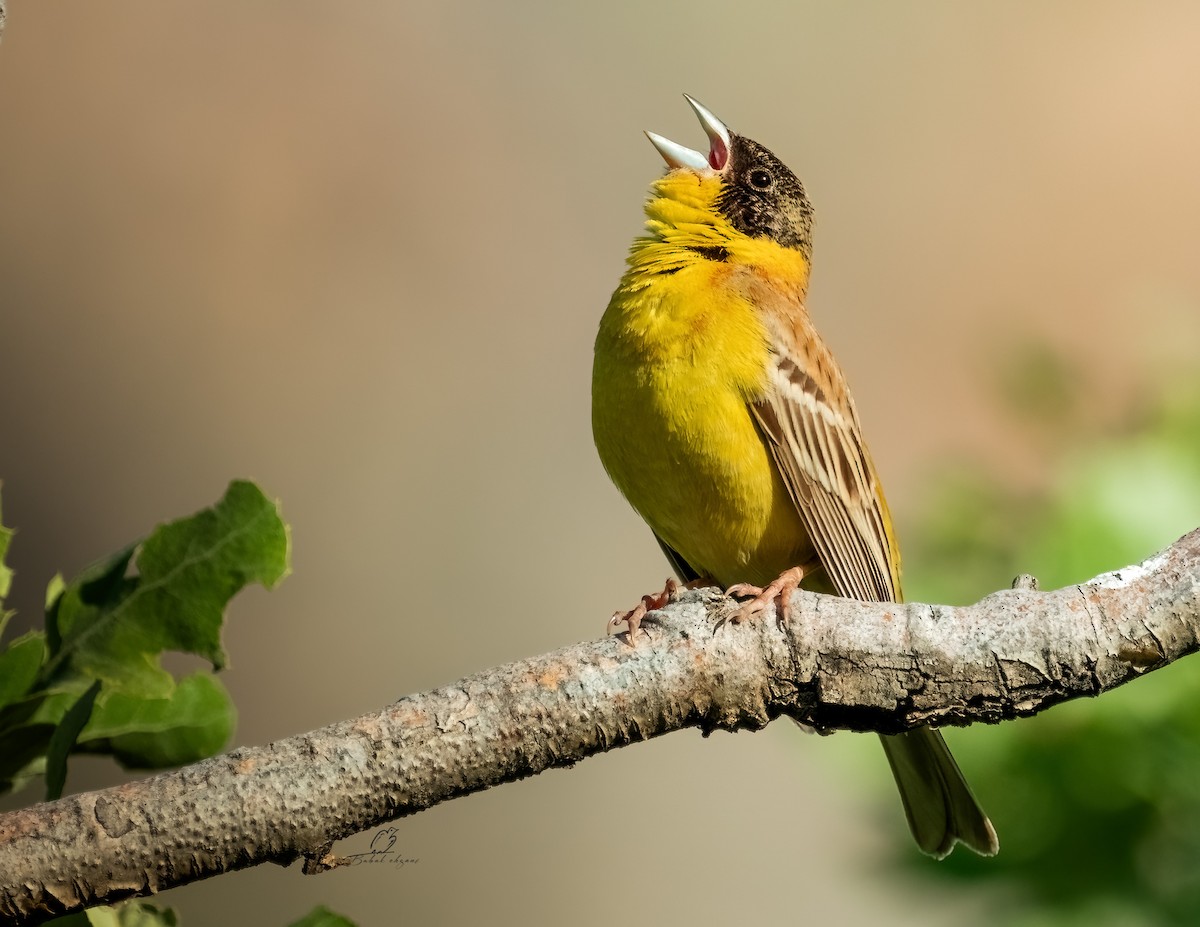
[590,94,998,859]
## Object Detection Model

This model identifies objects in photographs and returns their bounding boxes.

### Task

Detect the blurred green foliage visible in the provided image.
[286,906,359,927]
[50,900,356,927]
[53,900,179,927]
[902,343,1200,925]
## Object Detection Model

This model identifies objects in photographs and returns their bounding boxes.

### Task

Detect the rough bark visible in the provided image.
[1,529,1198,925]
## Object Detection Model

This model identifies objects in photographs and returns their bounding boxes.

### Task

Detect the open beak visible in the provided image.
[645,94,732,173]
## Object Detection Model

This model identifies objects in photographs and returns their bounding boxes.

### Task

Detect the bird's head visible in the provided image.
[641,95,814,266]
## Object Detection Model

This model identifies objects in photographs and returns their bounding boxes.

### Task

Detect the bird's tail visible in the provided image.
[878,726,998,858]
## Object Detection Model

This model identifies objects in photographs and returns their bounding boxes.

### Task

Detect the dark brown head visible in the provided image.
[646,95,814,261]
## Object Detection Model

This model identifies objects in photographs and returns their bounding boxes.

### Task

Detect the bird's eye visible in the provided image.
[748,168,773,190]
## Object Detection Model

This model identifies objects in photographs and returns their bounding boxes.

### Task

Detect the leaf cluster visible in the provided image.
[0,480,289,799]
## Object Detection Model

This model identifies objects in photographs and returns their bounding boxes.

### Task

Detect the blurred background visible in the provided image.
[2,3,1200,924]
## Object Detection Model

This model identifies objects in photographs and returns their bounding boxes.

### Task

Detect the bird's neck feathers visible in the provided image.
[624,171,811,294]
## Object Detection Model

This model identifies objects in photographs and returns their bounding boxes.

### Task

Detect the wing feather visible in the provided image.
[749,302,900,603]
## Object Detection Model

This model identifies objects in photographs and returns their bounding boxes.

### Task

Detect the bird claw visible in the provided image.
[609,578,679,642]
[727,566,808,628]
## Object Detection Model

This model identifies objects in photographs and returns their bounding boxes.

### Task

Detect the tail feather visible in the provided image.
[878,726,998,859]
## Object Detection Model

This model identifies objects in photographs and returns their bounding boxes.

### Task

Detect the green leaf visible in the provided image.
[46,480,290,697]
[0,481,288,797]
[0,686,89,793]
[44,679,101,800]
[52,900,180,926]
[96,902,180,927]
[81,673,236,768]
[288,906,359,927]
[0,719,53,793]
[43,572,65,653]
[0,631,46,710]
[46,548,136,675]
[0,484,14,633]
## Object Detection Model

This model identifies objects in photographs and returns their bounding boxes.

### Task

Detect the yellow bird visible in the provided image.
[591,95,998,858]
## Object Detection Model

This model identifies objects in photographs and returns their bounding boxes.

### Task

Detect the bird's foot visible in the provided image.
[609,578,677,642]
[609,577,714,642]
[727,565,808,627]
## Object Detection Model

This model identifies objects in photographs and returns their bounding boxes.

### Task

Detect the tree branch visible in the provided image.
[2,529,1199,925]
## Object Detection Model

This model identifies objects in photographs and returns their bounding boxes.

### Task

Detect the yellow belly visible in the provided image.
[591,262,812,587]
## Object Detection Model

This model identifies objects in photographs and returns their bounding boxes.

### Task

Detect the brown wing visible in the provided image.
[749,300,901,604]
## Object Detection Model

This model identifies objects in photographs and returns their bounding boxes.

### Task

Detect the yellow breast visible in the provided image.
[591,256,812,587]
